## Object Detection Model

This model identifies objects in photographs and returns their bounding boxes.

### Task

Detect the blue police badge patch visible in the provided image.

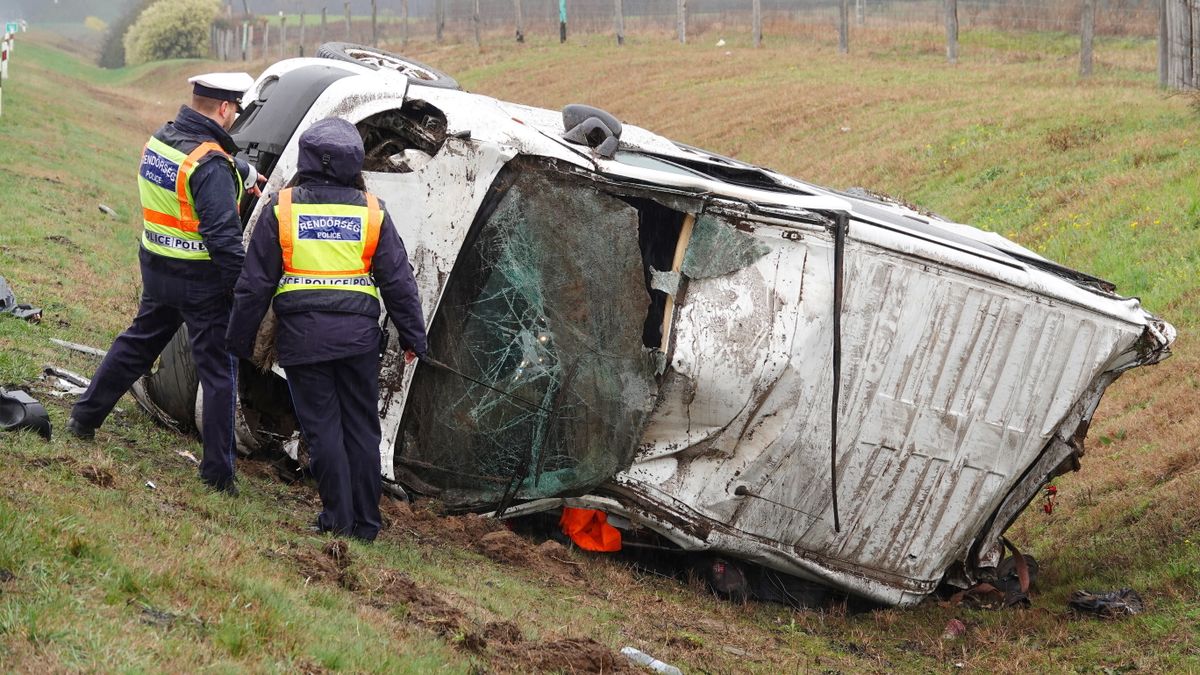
[297,215,364,241]
[140,148,179,190]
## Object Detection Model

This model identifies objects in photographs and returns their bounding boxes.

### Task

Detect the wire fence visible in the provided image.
[214,0,1161,61]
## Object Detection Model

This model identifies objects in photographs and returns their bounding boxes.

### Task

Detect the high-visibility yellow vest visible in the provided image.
[137,136,244,261]
[274,188,383,300]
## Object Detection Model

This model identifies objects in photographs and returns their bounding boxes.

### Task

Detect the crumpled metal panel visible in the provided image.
[622,215,1164,605]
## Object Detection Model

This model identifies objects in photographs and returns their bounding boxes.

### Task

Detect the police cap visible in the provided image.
[187,72,255,104]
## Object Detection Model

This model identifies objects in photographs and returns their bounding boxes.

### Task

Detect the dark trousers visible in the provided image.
[285,350,382,541]
[73,265,237,488]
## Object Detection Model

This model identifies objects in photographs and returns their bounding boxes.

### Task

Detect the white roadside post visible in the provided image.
[0,32,10,117]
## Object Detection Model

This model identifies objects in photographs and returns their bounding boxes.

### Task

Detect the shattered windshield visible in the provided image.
[396,164,659,509]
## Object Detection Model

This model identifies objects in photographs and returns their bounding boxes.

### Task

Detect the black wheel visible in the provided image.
[315,42,460,90]
[142,326,198,433]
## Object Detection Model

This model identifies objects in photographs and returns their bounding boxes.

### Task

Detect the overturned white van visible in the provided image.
[134,45,1174,607]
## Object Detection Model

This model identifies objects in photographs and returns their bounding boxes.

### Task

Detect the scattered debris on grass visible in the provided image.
[1067,588,1145,618]
[0,275,42,323]
[0,388,52,439]
[620,645,683,674]
[42,365,89,397]
[942,618,967,640]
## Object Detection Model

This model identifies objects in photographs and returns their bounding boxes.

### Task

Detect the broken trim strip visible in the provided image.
[830,213,848,534]
[659,213,696,350]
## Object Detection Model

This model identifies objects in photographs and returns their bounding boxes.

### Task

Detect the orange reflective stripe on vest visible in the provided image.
[174,141,224,231]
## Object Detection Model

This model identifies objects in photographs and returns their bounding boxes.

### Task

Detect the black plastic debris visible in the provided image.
[1067,588,1144,618]
[0,276,42,323]
[0,388,52,439]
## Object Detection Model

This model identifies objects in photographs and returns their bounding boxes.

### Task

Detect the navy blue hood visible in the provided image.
[296,118,364,186]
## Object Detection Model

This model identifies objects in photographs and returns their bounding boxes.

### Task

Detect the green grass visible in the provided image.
[1,24,1199,673]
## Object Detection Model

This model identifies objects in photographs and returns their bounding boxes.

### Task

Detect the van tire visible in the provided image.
[315,42,460,90]
[143,327,198,433]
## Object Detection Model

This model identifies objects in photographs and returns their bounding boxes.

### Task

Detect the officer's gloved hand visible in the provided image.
[234,158,267,197]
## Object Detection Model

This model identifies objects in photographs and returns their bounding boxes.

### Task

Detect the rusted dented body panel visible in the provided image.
[207,56,1174,607]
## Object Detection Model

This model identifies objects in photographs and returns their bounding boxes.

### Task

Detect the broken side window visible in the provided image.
[358,100,448,173]
[396,164,658,509]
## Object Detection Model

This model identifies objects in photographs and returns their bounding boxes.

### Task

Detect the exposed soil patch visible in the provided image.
[25,454,74,469]
[495,637,626,673]
[380,499,585,584]
[80,464,114,488]
[43,234,83,253]
[369,569,465,636]
[290,539,359,590]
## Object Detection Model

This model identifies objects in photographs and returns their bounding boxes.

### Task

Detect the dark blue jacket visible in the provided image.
[225,121,428,367]
[140,106,245,293]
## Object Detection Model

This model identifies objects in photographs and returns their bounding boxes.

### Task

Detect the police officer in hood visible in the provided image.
[69,73,265,496]
[226,118,427,542]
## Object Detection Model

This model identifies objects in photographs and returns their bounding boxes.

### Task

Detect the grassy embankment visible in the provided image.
[1,25,1197,673]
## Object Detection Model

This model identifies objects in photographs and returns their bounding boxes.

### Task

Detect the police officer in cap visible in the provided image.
[227,117,427,541]
[69,72,266,496]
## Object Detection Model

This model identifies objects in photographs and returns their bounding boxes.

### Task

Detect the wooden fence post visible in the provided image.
[248,23,255,60]
[838,0,849,54]
[515,0,525,42]
[280,14,287,59]
[677,0,688,44]
[946,0,959,63]
[856,0,865,25]
[371,0,378,46]
[437,0,446,43]
[299,11,306,56]
[1080,0,1095,77]
[1158,0,1168,86]
[473,0,481,48]
[402,0,409,47]
[614,0,624,45]
[753,0,762,47]
[344,1,352,40]
[263,22,270,59]
[320,7,327,46]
